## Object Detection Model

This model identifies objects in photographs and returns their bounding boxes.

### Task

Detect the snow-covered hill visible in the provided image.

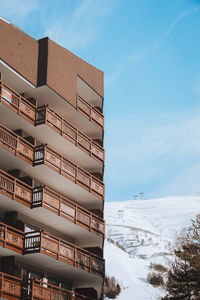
[104,196,200,300]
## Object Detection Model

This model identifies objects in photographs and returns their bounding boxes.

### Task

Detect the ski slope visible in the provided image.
[104,196,200,300]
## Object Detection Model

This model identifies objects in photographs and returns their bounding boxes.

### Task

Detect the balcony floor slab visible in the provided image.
[0,147,103,210]
[17,252,103,298]
[26,85,103,140]
[0,103,103,174]
[0,191,103,248]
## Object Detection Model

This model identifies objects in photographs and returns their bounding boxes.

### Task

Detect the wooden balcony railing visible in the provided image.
[0,123,34,164]
[77,94,104,129]
[24,231,104,277]
[36,105,104,163]
[31,278,93,300]
[0,124,104,199]
[0,81,104,164]
[0,169,105,238]
[0,222,24,254]
[0,81,104,130]
[0,272,22,299]
[0,169,32,207]
[0,80,36,123]
[34,145,104,199]
[32,186,105,237]
[0,223,104,279]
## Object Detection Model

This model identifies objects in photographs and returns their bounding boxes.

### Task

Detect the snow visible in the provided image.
[104,196,200,300]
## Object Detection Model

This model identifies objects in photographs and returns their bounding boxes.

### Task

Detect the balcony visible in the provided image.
[0,222,24,254]
[0,123,104,208]
[24,231,104,276]
[35,105,104,172]
[26,85,103,141]
[21,231,104,297]
[33,186,104,238]
[0,272,22,299]
[0,81,104,172]
[76,94,104,130]
[0,223,104,297]
[0,169,32,207]
[0,59,104,136]
[0,80,36,124]
[0,123,34,164]
[0,169,104,247]
[30,278,93,300]
[34,145,104,199]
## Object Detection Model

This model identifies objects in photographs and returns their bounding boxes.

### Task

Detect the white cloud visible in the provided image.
[105,5,200,87]
[105,70,121,87]
[130,5,200,64]
[45,0,116,50]
[0,0,38,22]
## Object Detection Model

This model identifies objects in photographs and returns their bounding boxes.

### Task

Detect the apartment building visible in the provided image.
[0,18,105,300]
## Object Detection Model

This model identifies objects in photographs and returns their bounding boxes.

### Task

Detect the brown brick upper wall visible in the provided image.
[46,39,104,106]
[0,19,38,86]
[0,19,104,106]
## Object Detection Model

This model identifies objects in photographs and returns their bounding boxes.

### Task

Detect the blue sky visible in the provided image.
[1,0,200,201]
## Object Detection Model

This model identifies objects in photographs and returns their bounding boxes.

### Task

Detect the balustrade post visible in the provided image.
[58,239,60,261]
[89,106,92,121]
[4,226,7,248]
[89,176,91,193]
[58,195,61,216]
[75,166,78,184]
[60,115,63,136]
[75,205,77,225]
[13,177,16,200]
[18,95,22,114]
[15,136,19,157]
[89,138,92,157]
[60,154,62,175]
[76,129,79,147]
